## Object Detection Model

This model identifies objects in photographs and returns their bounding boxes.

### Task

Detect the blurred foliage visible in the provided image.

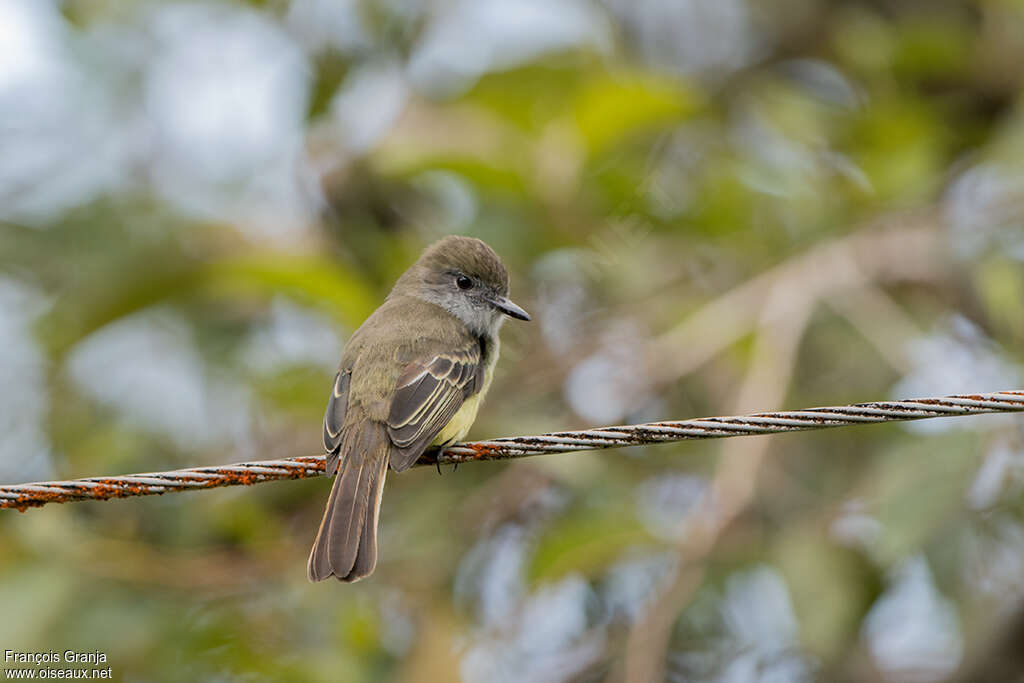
[2,0,1024,681]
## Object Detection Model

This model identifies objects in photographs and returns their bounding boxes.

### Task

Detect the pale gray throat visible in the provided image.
[414,289,505,339]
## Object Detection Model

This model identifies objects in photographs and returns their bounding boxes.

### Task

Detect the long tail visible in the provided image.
[307,423,390,582]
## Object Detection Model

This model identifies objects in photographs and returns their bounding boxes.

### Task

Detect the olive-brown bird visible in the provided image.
[308,236,530,582]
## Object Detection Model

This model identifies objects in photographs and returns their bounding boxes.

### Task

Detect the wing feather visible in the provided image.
[386,345,480,471]
[323,369,352,475]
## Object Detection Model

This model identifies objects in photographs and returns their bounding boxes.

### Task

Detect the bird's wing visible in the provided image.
[386,344,481,471]
[323,369,352,474]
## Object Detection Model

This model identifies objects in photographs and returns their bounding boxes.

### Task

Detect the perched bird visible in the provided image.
[308,236,530,582]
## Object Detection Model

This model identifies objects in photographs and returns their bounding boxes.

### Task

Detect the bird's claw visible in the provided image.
[429,447,459,475]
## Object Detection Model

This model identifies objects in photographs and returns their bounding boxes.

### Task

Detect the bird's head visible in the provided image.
[396,235,530,336]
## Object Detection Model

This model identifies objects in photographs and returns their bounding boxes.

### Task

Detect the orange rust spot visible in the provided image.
[466,442,503,459]
[14,495,44,512]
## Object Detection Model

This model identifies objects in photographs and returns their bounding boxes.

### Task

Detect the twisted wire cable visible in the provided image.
[3,391,1022,511]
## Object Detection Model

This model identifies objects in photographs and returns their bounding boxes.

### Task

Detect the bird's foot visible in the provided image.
[427,447,460,475]
[423,447,444,475]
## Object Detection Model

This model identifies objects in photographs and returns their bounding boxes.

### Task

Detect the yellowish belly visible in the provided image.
[432,358,496,447]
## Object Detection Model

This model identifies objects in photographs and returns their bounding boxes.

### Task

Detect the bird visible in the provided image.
[308,235,531,582]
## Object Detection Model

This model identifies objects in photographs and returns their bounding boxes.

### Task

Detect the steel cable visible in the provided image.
[2,390,1022,511]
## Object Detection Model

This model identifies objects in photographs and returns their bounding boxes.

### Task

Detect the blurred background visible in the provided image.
[2,0,1024,680]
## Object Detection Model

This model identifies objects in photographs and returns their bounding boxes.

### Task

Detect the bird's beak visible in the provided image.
[491,296,531,321]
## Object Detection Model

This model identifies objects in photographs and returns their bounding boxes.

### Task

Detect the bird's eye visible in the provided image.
[456,275,474,290]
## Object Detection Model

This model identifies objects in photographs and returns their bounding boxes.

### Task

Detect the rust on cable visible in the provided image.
[2,391,1024,510]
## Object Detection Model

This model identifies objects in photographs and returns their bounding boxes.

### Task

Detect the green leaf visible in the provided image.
[199,252,377,327]
[774,528,882,660]
[846,95,949,202]
[573,72,702,156]
[529,508,654,583]
[390,156,529,198]
[38,252,376,360]
[465,60,587,132]
[37,256,204,359]
[892,16,973,81]
[869,432,981,565]
[974,256,1024,343]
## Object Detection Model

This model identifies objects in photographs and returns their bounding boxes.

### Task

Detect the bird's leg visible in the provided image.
[426,441,461,474]
[428,440,462,475]
[423,447,443,475]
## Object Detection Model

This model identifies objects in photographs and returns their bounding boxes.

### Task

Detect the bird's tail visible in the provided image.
[307,423,390,582]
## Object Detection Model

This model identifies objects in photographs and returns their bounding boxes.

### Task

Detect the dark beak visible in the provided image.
[491,296,531,321]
